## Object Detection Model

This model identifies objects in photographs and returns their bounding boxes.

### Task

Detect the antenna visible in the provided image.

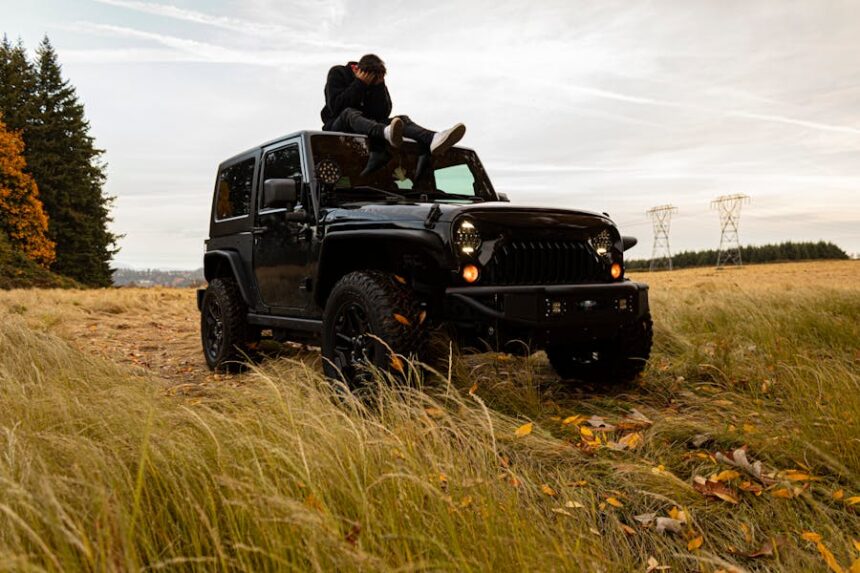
[711,194,750,267]
[646,204,678,271]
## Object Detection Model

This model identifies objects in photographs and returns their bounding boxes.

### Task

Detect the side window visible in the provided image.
[434,164,476,196]
[262,144,303,210]
[215,158,255,220]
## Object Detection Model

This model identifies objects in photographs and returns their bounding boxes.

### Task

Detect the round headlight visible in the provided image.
[590,229,613,258]
[455,219,482,255]
[316,159,341,186]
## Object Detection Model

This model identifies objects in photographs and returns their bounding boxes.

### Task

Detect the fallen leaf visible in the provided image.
[551,507,573,517]
[565,500,585,509]
[618,432,644,450]
[847,496,860,506]
[784,470,820,482]
[606,497,624,508]
[716,447,767,482]
[459,496,473,509]
[833,489,845,501]
[688,535,704,551]
[541,484,558,497]
[739,481,764,494]
[620,524,637,536]
[390,354,405,373]
[468,382,478,395]
[424,407,444,419]
[740,535,786,559]
[713,470,741,482]
[668,507,687,524]
[587,416,616,431]
[562,415,585,426]
[816,541,845,573]
[850,558,859,573]
[393,313,411,326]
[580,426,594,438]
[393,274,406,284]
[771,488,794,499]
[656,517,683,534]
[693,476,740,504]
[853,539,860,551]
[499,455,510,469]
[802,532,823,543]
[515,422,533,438]
[646,555,671,572]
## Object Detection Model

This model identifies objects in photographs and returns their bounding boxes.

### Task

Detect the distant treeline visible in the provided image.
[113,268,205,288]
[626,241,849,270]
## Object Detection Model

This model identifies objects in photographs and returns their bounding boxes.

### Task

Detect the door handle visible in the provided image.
[251,226,269,235]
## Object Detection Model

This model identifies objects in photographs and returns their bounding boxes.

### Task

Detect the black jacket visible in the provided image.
[321,62,392,128]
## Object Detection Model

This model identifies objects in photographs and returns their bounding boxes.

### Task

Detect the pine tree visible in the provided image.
[0,36,36,135]
[25,36,117,286]
[0,116,55,266]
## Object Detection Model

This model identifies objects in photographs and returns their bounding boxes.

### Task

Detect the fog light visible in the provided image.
[462,264,480,283]
[611,263,623,279]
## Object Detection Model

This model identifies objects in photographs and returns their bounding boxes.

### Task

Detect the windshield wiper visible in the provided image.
[341,186,407,201]
[401,189,484,202]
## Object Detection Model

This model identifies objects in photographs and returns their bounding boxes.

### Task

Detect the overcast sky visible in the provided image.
[2,0,859,268]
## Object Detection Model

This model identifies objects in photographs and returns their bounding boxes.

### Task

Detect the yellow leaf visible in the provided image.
[515,422,533,438]
[785,470,820,482]
[846,496,860,506]
[688,535,704,551]
[438,472,448,484]
[620,524,637,536]
[580,426,594,438]
[713,470,741,482]
[459,496,473,508]
[393,275,406,284]
[802,532,823,543]
[469,383,478,395]
[418,310,427,325]
[850,558,859,573]
[541,484,557,497]
[618,432,643,449]
[743,423,756,433]
[833,489,845,501]
[495,353,513,362]
[562,415,585,426]
[606,497,624,508]
[393,313,411,326]
[669,507,687,523]
[817,541,845,573]
[771,488,793,499]
[390,354,405,373]
[853,539,860,552]
[424,407,444,419]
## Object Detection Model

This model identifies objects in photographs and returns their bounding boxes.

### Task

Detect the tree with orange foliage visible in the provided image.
[0,116,55,267]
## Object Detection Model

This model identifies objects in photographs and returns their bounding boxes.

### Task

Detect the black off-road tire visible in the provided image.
[547,314,653,385]
[322,271,424,388]
[200,277,252,371]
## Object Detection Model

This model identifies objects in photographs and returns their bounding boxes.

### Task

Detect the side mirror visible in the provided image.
[263,178,298,209]
[621,236,638,251]
[497,192,510,203]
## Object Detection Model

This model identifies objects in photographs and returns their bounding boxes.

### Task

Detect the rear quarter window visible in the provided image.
[215,158,255,220]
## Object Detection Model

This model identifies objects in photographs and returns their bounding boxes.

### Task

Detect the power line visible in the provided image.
[646,204,677,271]
[711,194,751,267]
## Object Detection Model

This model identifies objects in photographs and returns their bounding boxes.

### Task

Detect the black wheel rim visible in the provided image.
[204,298,225,363]
[332,301,376,384]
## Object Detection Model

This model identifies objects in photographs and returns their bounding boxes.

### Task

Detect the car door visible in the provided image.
[252,140,313,314]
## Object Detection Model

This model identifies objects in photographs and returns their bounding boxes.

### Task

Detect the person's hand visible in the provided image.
[355,68,375,85]
[373,73,385,85]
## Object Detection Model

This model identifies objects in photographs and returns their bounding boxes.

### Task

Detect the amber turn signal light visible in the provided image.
[462,264,480,283]
[611,263,623,279]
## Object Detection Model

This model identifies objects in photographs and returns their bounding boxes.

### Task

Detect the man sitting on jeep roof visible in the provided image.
[321,53,466,177]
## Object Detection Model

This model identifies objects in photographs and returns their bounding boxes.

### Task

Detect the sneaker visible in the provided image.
[360,150,392,177]
[383,117,403,148]
[430,123,466,156]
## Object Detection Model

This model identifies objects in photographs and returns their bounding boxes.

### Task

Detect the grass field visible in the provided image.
[0,260,857,572]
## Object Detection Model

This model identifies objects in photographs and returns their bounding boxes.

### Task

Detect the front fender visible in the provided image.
[203,250,254,307]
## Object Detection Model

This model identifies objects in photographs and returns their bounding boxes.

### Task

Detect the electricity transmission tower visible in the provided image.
[711,194,751,268]
[646,205,678,271]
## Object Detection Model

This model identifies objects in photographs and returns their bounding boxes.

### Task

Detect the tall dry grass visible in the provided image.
[0,261,858,572]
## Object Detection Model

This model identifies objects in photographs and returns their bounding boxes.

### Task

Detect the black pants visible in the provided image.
[326,108,435,150]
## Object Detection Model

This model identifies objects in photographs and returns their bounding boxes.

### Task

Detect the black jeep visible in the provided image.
[198,130,652,386]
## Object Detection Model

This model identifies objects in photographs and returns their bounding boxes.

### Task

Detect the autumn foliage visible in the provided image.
[0,117,54,266]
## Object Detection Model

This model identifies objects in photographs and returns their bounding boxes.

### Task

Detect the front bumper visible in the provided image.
[445,281,649,328]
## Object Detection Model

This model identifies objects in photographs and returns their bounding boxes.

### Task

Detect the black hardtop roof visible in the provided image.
[220,130,475,167]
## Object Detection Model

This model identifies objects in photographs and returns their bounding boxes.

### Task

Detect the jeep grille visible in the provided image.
[484,240,605,285]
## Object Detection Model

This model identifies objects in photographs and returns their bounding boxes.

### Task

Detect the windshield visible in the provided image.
[310,134,496,203]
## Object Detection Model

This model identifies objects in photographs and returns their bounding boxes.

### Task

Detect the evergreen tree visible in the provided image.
[26,36,117,286]
[0,116,55,266]
[0,36,36,135]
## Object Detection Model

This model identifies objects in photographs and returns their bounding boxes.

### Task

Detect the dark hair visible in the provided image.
[358,54,386,76]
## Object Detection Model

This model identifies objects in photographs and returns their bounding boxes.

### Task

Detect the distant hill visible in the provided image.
[113,267,205,288]
[0,231,78,289]
[626,240,849,271]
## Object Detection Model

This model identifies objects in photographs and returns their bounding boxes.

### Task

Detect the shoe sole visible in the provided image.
[388,117,404,147]
[431,123,466,156]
